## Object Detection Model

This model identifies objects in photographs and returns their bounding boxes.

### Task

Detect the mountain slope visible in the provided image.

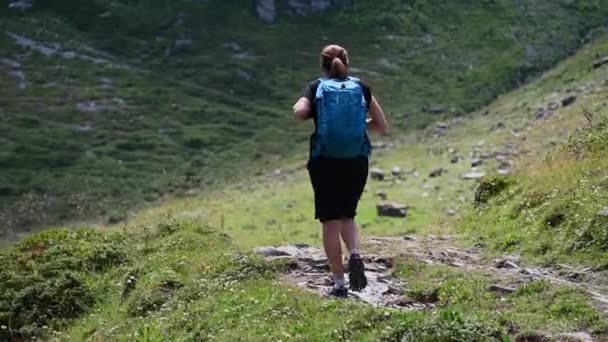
[2,0,608,240]
[2,16,608,342]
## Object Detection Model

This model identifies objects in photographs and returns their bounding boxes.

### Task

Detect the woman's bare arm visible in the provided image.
[293,97,312,121]
[367,96,389,134]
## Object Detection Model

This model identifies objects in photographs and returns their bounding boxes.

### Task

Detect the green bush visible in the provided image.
[474,177,513,205]
[0,229,128,339]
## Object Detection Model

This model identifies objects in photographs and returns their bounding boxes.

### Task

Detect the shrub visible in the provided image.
[0,229,128,339]
[474,177,513,205]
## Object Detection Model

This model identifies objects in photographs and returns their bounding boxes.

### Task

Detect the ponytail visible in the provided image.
[330,57,348,79]
[320,44,350,79]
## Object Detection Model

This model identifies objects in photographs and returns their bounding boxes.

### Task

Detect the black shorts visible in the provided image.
[307,156,369,222]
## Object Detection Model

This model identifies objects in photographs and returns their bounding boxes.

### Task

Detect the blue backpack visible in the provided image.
[311,77,371,159]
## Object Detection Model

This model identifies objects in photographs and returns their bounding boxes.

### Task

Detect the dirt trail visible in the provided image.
[254,235,608,313]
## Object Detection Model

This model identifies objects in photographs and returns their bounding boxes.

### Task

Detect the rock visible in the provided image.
[254,245,311,258]
[1,58,20,68]
[593,56,608,69]
[450,156,459,164]
[515,333,551,342]
[74,124,94,134]
[536,108,552,119]
[255,0,277,23]
[235,68,254,81]
[562,95,577,107]
[370,168,385,181]
[8,0,33,11]
[429,168,445,178]
[166,37,193,56]
[429,105,447,114]
[495,258,519,269]
[371,141,389,150]
[377,203,408,218]
[488,284,516,295]
[554,332,593,342]
[462,172,485,180]
[471,158,483,167]
[391,167,402,177]
[548,102,560,111]
[376,192,387,201]
[62,51,77,59]
[8,70,25,81]
[597,207,608,217]
[445,209,456,216]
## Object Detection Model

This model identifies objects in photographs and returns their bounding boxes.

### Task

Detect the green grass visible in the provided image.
[0,221,514,341]
[3,0,608,238]
[393,259,607,337]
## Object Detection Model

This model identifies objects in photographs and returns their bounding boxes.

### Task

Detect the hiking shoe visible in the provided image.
[348,254,368,291]
[328,285,348,298]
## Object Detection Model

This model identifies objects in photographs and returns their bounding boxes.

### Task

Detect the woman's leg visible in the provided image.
[340,218,360,256]
[322,219,345,285]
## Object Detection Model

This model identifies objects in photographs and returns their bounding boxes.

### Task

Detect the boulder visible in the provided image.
[429,168,445,178]
[377,203,408,218]
[370,168,385,181]
[562,95,577,107]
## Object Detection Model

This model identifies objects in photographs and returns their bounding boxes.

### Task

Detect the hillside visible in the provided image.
[2,14,608,340]
[2,0,608,241]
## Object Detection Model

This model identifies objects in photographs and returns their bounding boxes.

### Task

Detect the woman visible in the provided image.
[293,44,389,297]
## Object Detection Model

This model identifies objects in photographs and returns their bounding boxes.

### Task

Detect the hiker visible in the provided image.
[293,44,389,297]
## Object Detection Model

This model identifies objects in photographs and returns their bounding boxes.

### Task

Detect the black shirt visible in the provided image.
[302,78,372,121]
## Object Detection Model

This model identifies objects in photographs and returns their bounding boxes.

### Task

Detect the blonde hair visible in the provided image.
[320,44,349,79]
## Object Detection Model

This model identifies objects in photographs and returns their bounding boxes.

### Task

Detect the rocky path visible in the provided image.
[255,235,608,314]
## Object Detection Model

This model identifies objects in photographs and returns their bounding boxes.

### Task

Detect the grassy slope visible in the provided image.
[1,28,601,342]
[124,33,608,252]
[2,0,608,238]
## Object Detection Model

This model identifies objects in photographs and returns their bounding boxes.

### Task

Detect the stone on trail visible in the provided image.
[554,332,593,342]
[495,258,520,269]
[562,95,577,107]
[429,168,445,178]
[593,56,608,69]
[488,284,516,295]
[471,158,483,167]
[462,171,486,180]
[370,168,385,181]
[548,102,560,111]
[377,202,408,218]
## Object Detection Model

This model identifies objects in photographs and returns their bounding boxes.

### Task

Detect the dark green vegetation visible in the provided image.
[2,0,608,236]
[461,117,608,266]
